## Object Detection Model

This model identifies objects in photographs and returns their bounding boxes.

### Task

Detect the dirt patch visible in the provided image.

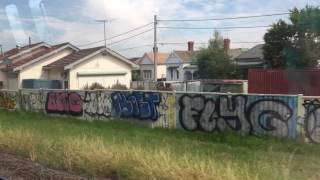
[0,152,117,180]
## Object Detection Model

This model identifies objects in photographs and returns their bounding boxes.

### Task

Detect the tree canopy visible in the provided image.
[196,31,239,79]
[263,6,320,69]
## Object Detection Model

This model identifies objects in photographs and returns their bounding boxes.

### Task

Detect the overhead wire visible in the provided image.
[78,22,153,48]
[158,12,290,22]
[158,25,272,30]
[108,28,154,46]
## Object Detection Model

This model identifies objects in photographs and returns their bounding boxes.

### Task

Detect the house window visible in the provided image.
[170,68,174,80]
[143,70,152,80]
[177,70,179,79]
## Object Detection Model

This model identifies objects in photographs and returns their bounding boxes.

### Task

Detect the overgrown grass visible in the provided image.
[0,110,319,180]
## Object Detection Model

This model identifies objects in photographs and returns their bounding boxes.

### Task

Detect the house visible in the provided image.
[0,42,78,90]
[165,44,199,81]
[235,44,265,79]
[165,40,245,81]
[137,52,169,81]
[43,47,138,89]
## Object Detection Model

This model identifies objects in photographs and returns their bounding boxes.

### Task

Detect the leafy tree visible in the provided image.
[196,31,239,79]
[263,6,320,68]
[263,20,294,68]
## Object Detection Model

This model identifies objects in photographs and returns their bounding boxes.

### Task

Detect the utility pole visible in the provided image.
[153,15,158,82]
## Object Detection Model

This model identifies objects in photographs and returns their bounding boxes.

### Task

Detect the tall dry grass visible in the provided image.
[0,126,300,180]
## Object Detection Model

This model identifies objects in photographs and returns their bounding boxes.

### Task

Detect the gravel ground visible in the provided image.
[0,152,117,180]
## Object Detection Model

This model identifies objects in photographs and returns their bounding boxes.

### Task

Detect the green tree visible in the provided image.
[263,6,320,68]
[196,31,239,79]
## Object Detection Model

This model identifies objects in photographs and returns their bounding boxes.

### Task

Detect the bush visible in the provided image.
[109,81,128,90]
[82,82,105,90]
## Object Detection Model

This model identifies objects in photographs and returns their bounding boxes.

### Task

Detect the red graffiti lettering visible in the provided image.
[46,92,83,116]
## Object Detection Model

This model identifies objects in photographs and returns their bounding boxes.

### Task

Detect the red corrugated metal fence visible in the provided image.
[248,69,320,96]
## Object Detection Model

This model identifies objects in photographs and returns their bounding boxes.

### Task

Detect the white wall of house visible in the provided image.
[166,52,185,81]
[139,55,167,81]
[47,69,64,80]
[68,53,132,90]
[17,48,74,89]
[140,64,166,80]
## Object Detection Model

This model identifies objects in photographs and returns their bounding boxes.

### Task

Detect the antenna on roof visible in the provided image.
[0,45,3,57]
[28,37,32,47]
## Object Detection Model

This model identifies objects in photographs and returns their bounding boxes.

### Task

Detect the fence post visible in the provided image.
[297,94,305,142]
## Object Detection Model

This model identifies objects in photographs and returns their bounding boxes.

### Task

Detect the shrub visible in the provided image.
[82,83,105,90]
[109,81,128,90]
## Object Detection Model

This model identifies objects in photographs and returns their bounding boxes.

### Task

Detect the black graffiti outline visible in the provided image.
[245,98,293,135]
[303,99,320,143]
[83,91,111,118]
[178,94,248,132]
[179,94,293,136]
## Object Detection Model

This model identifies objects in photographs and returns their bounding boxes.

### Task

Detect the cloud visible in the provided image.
[2,0,319,57]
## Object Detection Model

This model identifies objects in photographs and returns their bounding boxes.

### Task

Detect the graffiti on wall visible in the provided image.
[178,94,294,137]
[6,89,320,143]
[152,93,176,128]
[303,99,320,143]
[111,91,161,121]
[21,92,43,111]
[0,92,16,109]
[45,92,83,116]
[83,91,112,118]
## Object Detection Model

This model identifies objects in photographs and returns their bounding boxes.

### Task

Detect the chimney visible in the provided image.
[223,38,230,51]
[188,41,194,52]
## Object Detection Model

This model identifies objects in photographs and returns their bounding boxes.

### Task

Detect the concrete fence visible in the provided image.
[0,89,319,144]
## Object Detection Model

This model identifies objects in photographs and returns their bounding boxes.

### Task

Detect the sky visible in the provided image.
[0,0,319,58]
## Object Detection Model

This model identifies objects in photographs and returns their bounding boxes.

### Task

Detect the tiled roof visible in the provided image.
[235,44,264,61]
[0,42,44,62]
[43,46,104,69]
[6,43,70,69]
[174,51,199,62]
[138,52,169,65]
[228,48,248,59]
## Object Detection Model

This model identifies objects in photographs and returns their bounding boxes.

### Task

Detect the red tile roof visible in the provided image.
[137,52,169,65]
[43,46,104,69]
[0,42,44,62]
[3,43,70,70]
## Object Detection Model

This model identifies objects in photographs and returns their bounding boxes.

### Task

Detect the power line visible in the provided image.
[116,41,265,52]
[158,25,272,30]
[159,41,264,45]
[107,22,153,40]
[108,28,154,46]
[78,22,153,48]
[158,12,290,22]
[117,44,154,51]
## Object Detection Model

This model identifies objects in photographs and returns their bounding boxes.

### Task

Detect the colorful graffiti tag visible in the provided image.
[0,92,16,110]
[111,91,161,121]
[178,94,295,138]
[3,89,320,144]
[45,92,83,116]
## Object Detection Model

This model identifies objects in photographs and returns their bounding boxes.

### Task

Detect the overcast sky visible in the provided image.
[0,0,319,58]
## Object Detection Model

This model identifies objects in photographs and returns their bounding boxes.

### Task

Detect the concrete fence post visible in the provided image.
[297,94,305,142]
